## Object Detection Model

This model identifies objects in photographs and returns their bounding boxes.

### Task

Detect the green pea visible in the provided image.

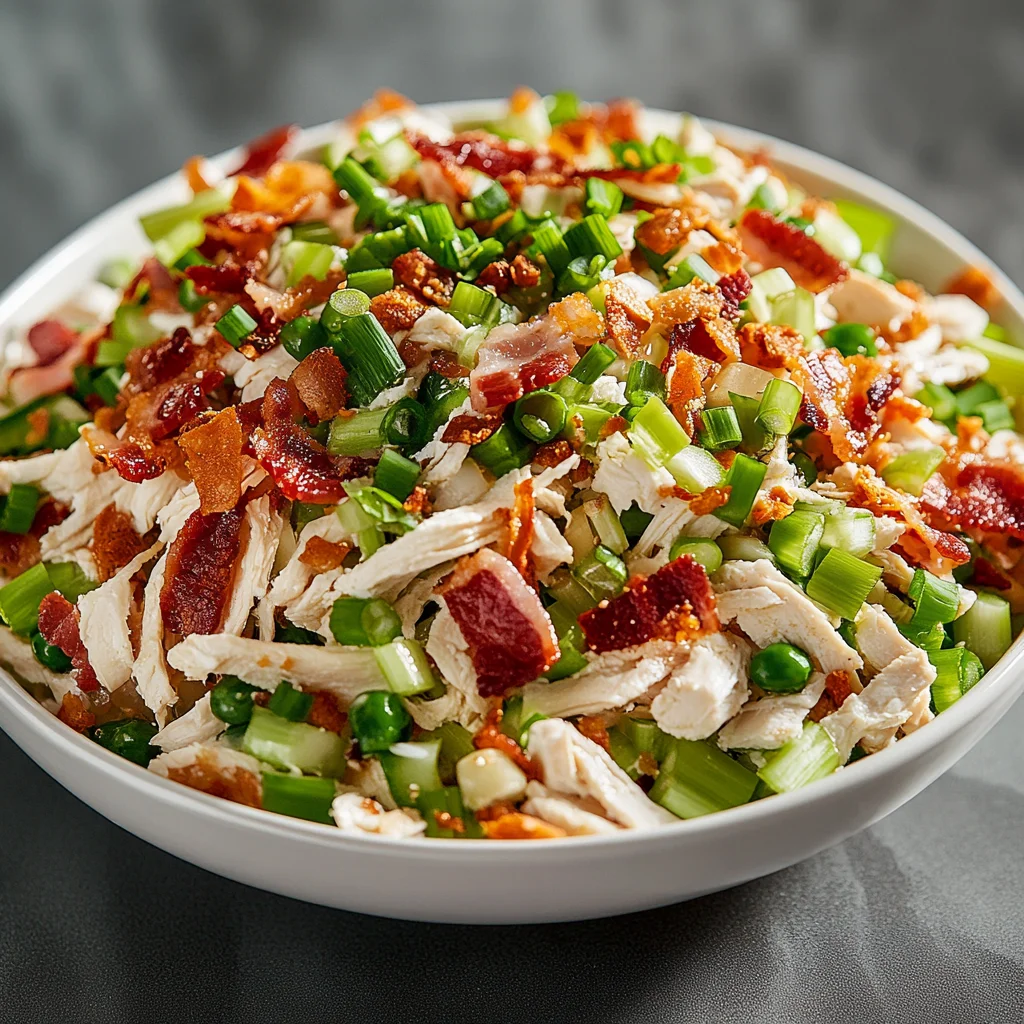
[750,642,813,694]
[91,719,158,767]
[349,690,411,754]
[210,676,259,725]
[31,630,72,673]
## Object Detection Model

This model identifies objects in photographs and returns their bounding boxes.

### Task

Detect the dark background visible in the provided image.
[3,1,1024,1021]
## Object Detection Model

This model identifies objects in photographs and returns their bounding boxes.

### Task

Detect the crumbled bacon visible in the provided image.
[8,328,88,405]
[441,412,503,445]
[391,249,455,305]
[533,439,575,468]
[473,707,539,779]
[475,260,514,295]
[250,378,350,503]
[26,320,78,366]
[665,348,708,437]
[369,287,429,334]
[440,548,560,697]
[347,89,413,127]
[185,259,260,296]
[921,461,1024,544]
[717,268,753,312]
[165,748,262,808]
[91,504,147,582]
[578,555,719,654]
[178,407,245,514]
[470,317,578,411]
[124,327,197,394]
[299,536,352,573]
[604,280,654,359]
[738,209,848,293]
[105,442,167,482]
[122,258,180,311]
[150,372,225,441]
[233,160,338,217]
[547,292,605,346]
[648,279,727,335]
[229,124,299,178]
[703,242,746,277]
[407,129,547,179]
[575,715,612,752]
[661,316,738,372]
[291,348,348,423]
[38,592,99,692]
[751,486,795,525]
[825,669,856,706]
[245,268,345,323]
[429,350,471,379]
[634,206,710,255]
[57,692,96,733]
[480,813,565,840]
[306,691,347,733]
[688,485,732,516]
[972,556,1012,591]
[233,306,284,358]
[943,265,999,309]
[504,478,535,583]
[737,322,804,370]
[160,500,246,636]
[403,486,431,516]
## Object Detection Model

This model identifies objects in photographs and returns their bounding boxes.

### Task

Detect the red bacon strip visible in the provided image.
[440,548,560,698]
[921,462,1024,543]
[738,209,848,293]
[37,592,99,691]
[124,327,197,393]
[160,500,247,636]
[229,124,299,178]
[407,130,545,179]
[27,320,78,366]
[106,442,166,483]
[290,349,348,423]
[579,555,719,654]
[185,259,259,296]
[717,268,752,314]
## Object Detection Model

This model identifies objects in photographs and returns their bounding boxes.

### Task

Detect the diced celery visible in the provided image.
[375,638,437,695]
[811,208,862,263]
[241,706,346,777]
[771,287,817,344]
[757,721,841,789]
[833,199,895,260]
[379,740,443,807]
[745,267,797,322]
[650,737,758,818]
[952,590,1012,670]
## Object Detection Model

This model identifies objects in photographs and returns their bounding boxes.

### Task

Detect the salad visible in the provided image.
[0,88,1020,840]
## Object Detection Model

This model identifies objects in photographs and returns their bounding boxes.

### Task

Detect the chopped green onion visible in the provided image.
[419,373,470,432]
[261,773,335,824]
[745,267,797,321]
[819,508,876,558]
[914,382,957,422]
[331,312,405,406]
[629,395,689,467]
[582,495,628,554]
[717,535,776,564]
[139,187,232,242]
[625,360,666,407]
[241,705,346,777]
[663,253,720,291]
[929,647,984,713]
[344,484,417,535]
[573,544,628,601]
[806,548,882,620]
[0,563,54,635]
[91,719,158,767]
[755,378,803,436]
[45,562,98,602]
[650,737,758,818]
[699,405,743,451]
[329,595,403,647]
[98,257,136,289]
[292,220,340,245]
[964,336,1024,396]
[344,268,393,298]
[336,497,383,559]
[0,484,39,535]
[714,453,768,527]
[615,716,672,762]
[375,448,420,501]
[749,642,813,694]
[790,450,817,487]
[954,380,1000,418]
[529,220,572,277]
[729,392,772,455]
[418,202,457,246]
[215,304,258,348]
[280,314,329,361]
[381,397,429,449]
[153,219,205,269]
[546,90,580,125]
[31,630,72,673]
[471,180,511,221]
[513,390,568,443]
[544,567,599,616]
[768,509,825,577]
[952,590,1012,669]
[448,281,501,329]
[177,278,205,314]
[747,180,787,214]
[281,241,335,287]
[668,537,723,575]
[375,638,436,696]
[563,214,623,264]
[823,322,878,357]
[361,134,420,183]
[666,444,726,493]
[327,405,388,456]
[471,423,535,477]
[569,342,617,385]
[771,287,817,344]
[320,287,372,332]
[899,619,947,652]
[832,199,894,259]
[556,254,608,296]
[983,321,1007,342]
[976,399,1015,433]
[881,447,945,496]
[267,680,314,722]
[210,676,258,725]
[495,208,530,245]
[584,178,624,220]
[379,740,443,807]
[757,721,841,789]
[542,602,590,682]
[908,569,960,627]
[333,156,383,204]
[274,622,325,646]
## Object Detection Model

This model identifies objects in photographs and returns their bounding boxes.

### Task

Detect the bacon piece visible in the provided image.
[178,407,245,514]
[165,748,262,808]
[251,378,349,503]
[124,327,197,394]
[474,259,514,295]
[688,485,732,516]
[547,292,606,346]
[792,350,899,463]
[921,461,1024,543]
[440,548,560,698]
[149,371,225,441]
[604,280,654,359]
[38,591,99,692]
[185,259,260,296]
[91,504,147,583]
[27,320,78,366]
[648,279,727,336]
[106,442,167,482]
[752,486,795,525]
[972,556,1012,591]
[391,249,455,306]
[738,209,848,293]
[369,288,429,334]
[533,439,575,468]
[347,88,413,128]
[429,349,471,380]
[8,330,87,405]
[57,692,97,733]
[825,670,855,706]
[291,348,348,423]
[407,130,546,179]
[666,349,707,437]
[717,268,753,312]
[662,316,737,371]
[944,265,998,310]
[470,317,578,411]
[441,412,502,445]
[160,500,246,636]
[229,124,298,178]
[403,486,431,516]
[505,478,535,582]
[0,501,65,578]
[481,813,566,840]
[233,160,337,218]
[306,690,347,733]
[737,322,804,370]
[579,555,719,654]
[299,536,352,573]
[634,205,711,255]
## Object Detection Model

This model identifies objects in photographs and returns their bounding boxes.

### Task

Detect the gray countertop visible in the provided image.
[2,1,1024,1019]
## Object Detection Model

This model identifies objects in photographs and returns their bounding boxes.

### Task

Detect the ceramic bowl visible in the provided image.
[1,102,1022,924]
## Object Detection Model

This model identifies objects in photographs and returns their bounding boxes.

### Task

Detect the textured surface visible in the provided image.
[3,0,1024,1020]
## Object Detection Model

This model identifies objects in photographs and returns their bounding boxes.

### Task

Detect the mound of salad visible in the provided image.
[1,88,1020,840]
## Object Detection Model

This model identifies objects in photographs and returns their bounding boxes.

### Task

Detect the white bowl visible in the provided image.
[1,102,1022,924]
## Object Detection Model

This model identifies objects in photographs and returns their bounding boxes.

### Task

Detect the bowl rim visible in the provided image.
[1,99,1022,857]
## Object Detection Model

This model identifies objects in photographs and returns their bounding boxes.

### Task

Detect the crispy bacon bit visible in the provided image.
[38,592,99,692]
[688,485,732,516]
[793,350,899,463]
[8,326,87,405]
[480,813,566,840]
[533,440,575,468]
[475,259,513,295]
[547,292,605,346]
[251,378,350,503]
[368,287,429,335]
[57,692,96,733]
[921,461,1024,543]
[429,350,471,379]
[178,407,245,514]
[166,748,262,808]
[470,318,578,411]
[182,155,213,193]
[473,707,539,779]
[299,536,352,573]
[825,670,855,706]
[124,327,196,394]
[441,412,503,445]
[160,500,246,637]
[752,486,795,526]
[738,209,848,293]
[291,349,348,423]
[649,279,727,335]
[576,715,612,752]
[737,322,804,370]
[233,160,337,217]
[347,88,413,127]
[703,242,745,277]
[407,129,546,179]
[579,555,719,654]
[634,206,709,255]
[604,280,654,359]
[91,504,147,583]
[234,307,284,359]
[306,691,347,734]
[441,548,560,697]
[510,254,542,289]
[391,249,455,306]
[717,268,753,311]
[123,258,180,311]
[27,320,78,366]
[662,316,736,372]
[807,692,836,723]
[24,408,50,448]
[105,442,167,483]
[229,124,298,178]
[151,372,224,440]
[185,259,259,296]
[505,478,535,583]
[666,349,707,437]
[943,265,999,309]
